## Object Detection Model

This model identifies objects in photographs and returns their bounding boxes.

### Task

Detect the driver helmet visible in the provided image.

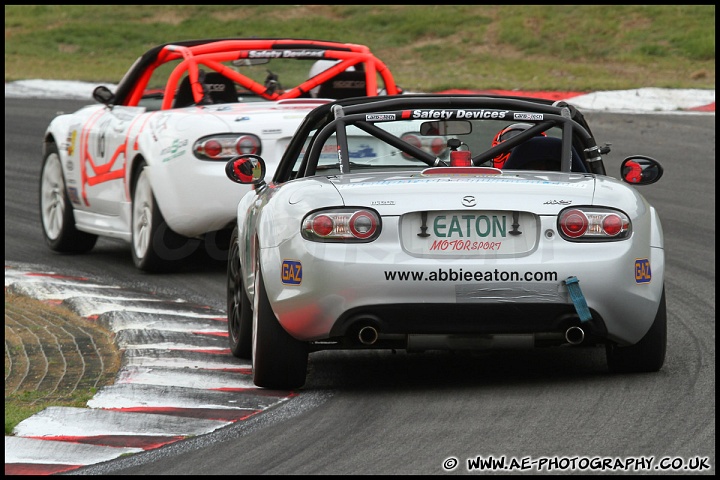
[491,123,546,168]
[308,60,355,98]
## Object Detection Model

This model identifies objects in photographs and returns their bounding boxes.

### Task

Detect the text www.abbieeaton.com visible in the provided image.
[384,268,558,282]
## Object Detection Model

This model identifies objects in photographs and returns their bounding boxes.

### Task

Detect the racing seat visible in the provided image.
[173,72,238,108]
[503,136,587,173]
[316,70,368,99]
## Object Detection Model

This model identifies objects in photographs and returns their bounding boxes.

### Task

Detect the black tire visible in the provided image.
[39,142,98,253]
[606,286,667,373]
[227,226,252,359]
[130,161,199,272]
[252,262,308,389]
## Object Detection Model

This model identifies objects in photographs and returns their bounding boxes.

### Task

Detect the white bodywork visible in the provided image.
[44,100,327,240]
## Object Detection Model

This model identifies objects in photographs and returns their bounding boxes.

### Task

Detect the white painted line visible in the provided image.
[87,383,287,410]
[13,406,229,437]
[5,436,143,465]
[114,365,256,389]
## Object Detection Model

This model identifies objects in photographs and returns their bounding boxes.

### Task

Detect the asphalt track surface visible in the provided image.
[4,93,716,475]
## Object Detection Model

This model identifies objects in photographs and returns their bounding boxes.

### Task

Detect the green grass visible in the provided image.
[4,5,715,91]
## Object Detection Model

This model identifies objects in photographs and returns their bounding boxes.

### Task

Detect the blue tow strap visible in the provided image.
[564,276,592,323]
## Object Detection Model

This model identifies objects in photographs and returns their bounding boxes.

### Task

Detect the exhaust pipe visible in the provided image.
[565,326,585,345]
[358,325,379,345]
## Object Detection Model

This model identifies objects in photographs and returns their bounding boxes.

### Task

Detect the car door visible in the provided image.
[81,105,144,216]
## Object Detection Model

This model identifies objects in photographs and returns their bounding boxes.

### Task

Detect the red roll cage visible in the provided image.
[119,39,400,109]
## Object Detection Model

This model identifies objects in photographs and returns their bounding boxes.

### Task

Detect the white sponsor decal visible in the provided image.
[366,114,396,121]
[514,112,544,120]
[411,109,509,120]
[248,49,325,59]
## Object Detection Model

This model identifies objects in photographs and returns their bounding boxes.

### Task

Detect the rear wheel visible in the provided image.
[252,262,308,389]
[39,142,98,253]
[606,287,667,373]
[131,162,198,272]
[227,226,252,359]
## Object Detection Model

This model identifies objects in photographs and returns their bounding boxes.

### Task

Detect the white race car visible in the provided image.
[226,94,666,389]
[40,38,401,271]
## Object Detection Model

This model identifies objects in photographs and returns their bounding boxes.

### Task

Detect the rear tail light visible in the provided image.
[558,207,631,241]
[302,208,381,242]
[236,135,260,155]
[194,133,261,160]
[400,133,422,160]
[429,137,445,156]
[399,133,447,160]
[202,139,223,158]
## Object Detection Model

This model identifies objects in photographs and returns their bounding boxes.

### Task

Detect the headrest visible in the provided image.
[316,70,367,99]
[202,72,237,104]
[173,72,237,108]
[503,136,587,172]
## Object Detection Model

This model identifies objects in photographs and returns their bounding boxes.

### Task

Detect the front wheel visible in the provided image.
[606,287,667,373]
[227,226,252,359]
[39,142,97,253]
[252,262,308,389]
[131,162,198,272]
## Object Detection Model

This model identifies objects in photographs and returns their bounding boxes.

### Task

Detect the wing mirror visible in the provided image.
[225,155,266,185]
[420,120,472,136]
[92,85,115,105]
[620,156,663,185]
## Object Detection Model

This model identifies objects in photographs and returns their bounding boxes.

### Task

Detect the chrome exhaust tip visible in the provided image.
[358,325,379,345]
[565,326,585,345]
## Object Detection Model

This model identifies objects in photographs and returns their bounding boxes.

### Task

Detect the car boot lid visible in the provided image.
[328,170,598,215]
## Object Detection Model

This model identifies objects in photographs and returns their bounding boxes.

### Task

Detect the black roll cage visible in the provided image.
[276,94,607,182]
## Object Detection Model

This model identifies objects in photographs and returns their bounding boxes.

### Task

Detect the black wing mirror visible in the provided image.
[225,154,266,185]
[620,156,663,185]
[92,85,115,105]
[420,120,472,136]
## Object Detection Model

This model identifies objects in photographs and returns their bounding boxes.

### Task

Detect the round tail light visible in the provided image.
[311,215,334,237]
[430,137,445,156]
[560,209,588,238]
[400,133,421,160]
[203,140,223,158]
[236,135,260,155]
[349,211,378,239]
[602,214,624,236]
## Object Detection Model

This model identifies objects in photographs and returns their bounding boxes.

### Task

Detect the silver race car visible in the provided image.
[225,94,666,389]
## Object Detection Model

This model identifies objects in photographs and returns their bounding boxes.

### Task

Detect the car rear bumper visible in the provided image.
[261,219,665,347]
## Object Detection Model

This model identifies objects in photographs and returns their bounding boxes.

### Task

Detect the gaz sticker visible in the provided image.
[634,259,651,284]
[281,260,302,285]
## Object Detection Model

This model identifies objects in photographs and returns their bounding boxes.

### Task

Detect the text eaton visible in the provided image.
[411,109,509,120]
[434,214,507,238]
